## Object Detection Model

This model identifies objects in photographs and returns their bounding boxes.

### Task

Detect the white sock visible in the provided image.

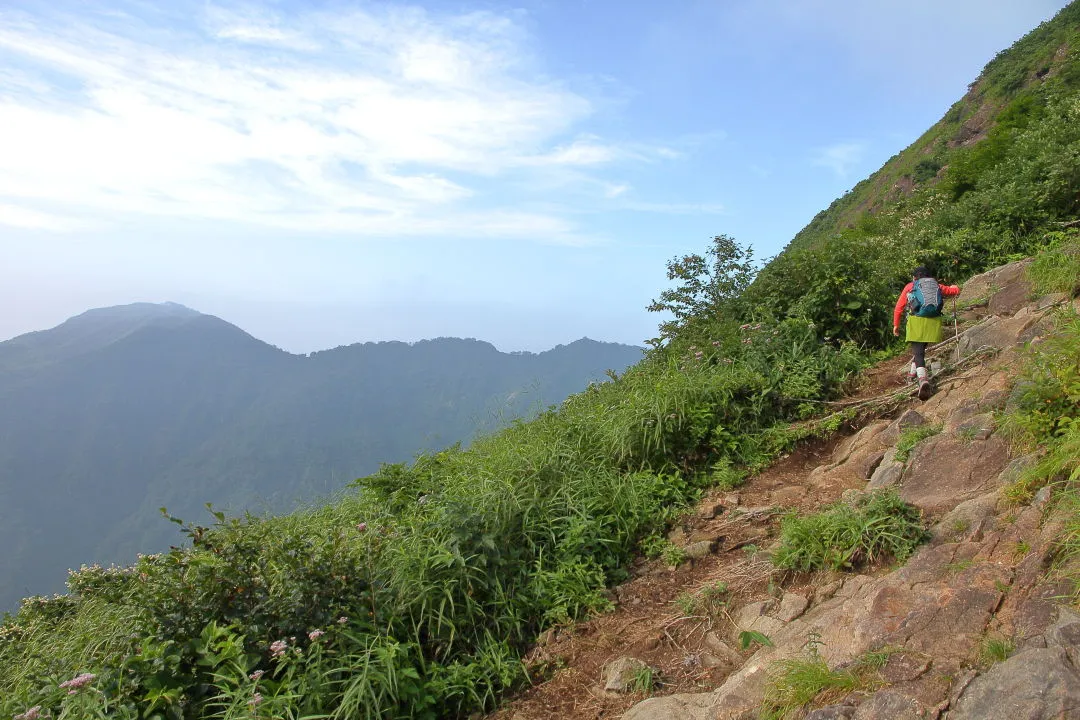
[916,367,928,380]
[909,362,917,375]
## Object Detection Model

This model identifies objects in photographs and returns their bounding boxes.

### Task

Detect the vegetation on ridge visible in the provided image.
[3,2,1080,718]
[999,302,1080,599]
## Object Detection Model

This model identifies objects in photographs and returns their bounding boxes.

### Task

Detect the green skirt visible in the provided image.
[906,315,944,343]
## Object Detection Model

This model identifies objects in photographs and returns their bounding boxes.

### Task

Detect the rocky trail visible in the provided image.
[490,260,1080,720]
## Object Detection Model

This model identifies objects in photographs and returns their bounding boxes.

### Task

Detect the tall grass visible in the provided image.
[771,491,928,572]
[998,309,1080,598]
[0,324,865,719]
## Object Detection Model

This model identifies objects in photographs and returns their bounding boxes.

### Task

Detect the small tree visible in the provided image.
[647,235,756,346]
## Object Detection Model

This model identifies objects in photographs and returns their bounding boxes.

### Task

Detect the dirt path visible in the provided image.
[489,352,917,720]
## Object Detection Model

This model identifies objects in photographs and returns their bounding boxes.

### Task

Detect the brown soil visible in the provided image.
[488,352,921,720]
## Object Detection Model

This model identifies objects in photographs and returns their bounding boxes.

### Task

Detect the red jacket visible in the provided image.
[893,281,960,331]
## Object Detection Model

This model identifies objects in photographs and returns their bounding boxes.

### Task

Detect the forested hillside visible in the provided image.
[0,304,642,610]
[1,3,1078,719]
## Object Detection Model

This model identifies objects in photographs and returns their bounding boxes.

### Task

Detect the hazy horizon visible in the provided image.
[1,0,1069,353]
[0,299,646,355]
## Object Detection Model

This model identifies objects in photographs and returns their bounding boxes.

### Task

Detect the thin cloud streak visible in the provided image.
[810,140,868,178]
[0,2,670,240]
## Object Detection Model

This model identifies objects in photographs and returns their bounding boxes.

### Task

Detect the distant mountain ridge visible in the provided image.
[0,303,643,610]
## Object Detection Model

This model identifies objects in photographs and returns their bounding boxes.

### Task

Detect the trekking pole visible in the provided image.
[953,296,960,365]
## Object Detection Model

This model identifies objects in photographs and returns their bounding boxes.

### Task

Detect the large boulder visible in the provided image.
[949,647,1080,720]
[957,304,1049,359]
[959,259,1032,308]
[621,692,721,720]
[899,433,1010,515]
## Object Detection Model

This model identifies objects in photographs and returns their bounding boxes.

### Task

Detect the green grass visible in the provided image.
[996,307,1080,599]
[739,630,775,651]
[894,424,943,463]
[1027,230,1080,296]
[1054,484,1080,601]
[628,665,657,694]
[771,490,929,572]
[979,636,1015,666]
[759,637,884,720]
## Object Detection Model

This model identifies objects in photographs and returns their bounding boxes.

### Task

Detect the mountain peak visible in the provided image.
[71,301,201,322]
[0,302,208,372]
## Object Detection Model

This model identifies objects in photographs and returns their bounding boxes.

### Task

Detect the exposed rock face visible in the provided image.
[851,689,927,719]
[899,432,1010,515]
[702,632,744,670]
[805,706,856,719]
[776,592,809,622]
[614,262,1078,720]
[950,648,1080,719]
[958,259,1032,307]
[621,692,720,720]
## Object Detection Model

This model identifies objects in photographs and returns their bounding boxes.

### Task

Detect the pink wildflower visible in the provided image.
[15,707,41,720]
[338,616,348,625]
[739,323,751,330]
[59,673,96,693]
[250,669,265,681]
[249,692,264,708]
[356,522,368,532]
[308,629,325,641]
[269,639,288,659]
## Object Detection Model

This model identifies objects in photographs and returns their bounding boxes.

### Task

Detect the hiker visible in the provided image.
[892,266,960,401]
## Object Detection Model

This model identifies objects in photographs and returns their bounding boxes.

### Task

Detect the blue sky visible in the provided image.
[0,0,1069,352]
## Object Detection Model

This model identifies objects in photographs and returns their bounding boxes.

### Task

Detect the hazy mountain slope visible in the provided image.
[0,305,642,609]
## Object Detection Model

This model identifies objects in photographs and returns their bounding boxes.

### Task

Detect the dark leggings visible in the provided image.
[911,342,927,370]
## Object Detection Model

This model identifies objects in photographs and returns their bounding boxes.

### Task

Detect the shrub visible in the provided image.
[772,491,928,572]
[1027,230,1080,296]
[913,158,943,183]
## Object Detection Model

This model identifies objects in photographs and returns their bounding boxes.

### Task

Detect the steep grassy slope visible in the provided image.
[1,3,1078,719]
[744,1,1080,350]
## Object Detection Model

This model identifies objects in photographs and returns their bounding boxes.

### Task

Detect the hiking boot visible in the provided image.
[917,379,933,401]
[906,371,918,383]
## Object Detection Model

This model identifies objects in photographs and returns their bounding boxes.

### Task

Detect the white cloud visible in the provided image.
[523,137,621,166]
[604,183,630,199]
[0,2,663,240]
[0,203,92,231]
[810,141,868,178]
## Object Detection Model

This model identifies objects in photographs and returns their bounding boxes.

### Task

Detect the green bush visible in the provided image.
[772,491,928,572]
[1028,230,1080,296]
[913,158,943,183]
